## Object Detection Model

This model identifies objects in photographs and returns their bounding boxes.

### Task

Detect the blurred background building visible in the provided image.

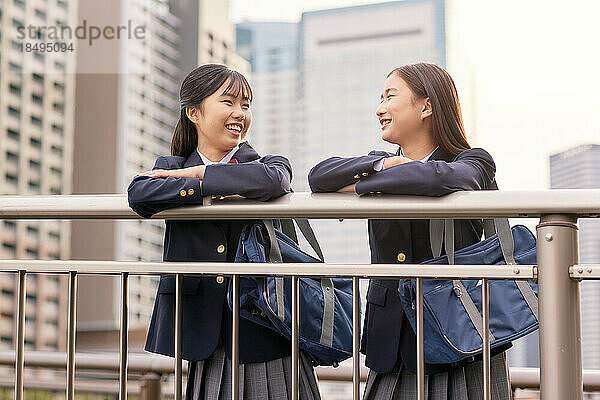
[0,0,77,354]
[71,0,249,352]
[237,0,446,266]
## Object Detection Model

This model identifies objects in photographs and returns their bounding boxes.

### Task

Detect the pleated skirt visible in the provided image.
[186,343,322,400]
[363,352,512,400]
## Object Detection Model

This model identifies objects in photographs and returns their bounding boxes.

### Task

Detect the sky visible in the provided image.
[230,0,600,191]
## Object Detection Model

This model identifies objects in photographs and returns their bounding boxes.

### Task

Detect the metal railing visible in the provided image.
[2,190,600,400]
[4,350,600,396]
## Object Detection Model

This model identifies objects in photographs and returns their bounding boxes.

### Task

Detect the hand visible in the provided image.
[138,165,206,179]
[382,156,413,169]
[337,184,357,193]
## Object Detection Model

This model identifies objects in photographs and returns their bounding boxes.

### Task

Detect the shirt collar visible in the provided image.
[197,144,240,165]
[400,146,439,162]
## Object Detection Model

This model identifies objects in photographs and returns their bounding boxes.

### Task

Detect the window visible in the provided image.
[31,115,42,127]
[28,180,40,191]
[6,151,18,163]
[51,123,63,134]
[29,160,41,171]
[5,174,17,185]
[9,83,21,95]
[4,221,16,230]
[54,61,65,71]
[8,106,21,118]
[7,128,20,140]
[53,102,64,113]
[33,73,44,84]
[32,93,43,105]
[30,137,42,148]
[9,62,21,72]
[53,81,65,92]
[35,8,46,20]
[26,247,39,257]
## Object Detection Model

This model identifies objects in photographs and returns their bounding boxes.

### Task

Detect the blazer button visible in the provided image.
[188,188,194,195]
[362,172,369,177]
[179,190,186,197]
[217,244,225,253]
[211,195,218,200]
[353,174,360,179]
[219,196,226,200]
[216,275,224,284]
[397,252,406,262]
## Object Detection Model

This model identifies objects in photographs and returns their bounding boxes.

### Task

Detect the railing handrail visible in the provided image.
[1,191,594,400]
[1,190,600,219]
[2,350,600,392]
[0,259,536,279]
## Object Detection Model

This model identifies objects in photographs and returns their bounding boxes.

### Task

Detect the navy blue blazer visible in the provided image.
[309,147,509,374]
[127,142,294,363]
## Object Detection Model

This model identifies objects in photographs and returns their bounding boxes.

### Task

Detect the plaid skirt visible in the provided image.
[363,352,512,400]
[186,343,321,400]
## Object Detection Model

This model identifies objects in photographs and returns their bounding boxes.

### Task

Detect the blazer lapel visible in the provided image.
[231,142,261,163]
[183,148,204,168]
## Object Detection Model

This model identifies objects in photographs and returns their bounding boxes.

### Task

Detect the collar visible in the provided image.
[197,144,240,165]
[183,141,261,168]
[398,146,440,162]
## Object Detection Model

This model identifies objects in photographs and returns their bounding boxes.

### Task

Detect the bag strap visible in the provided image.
[428,178,539,336]
[280,219,298,244]
[262,219,334,345]
[264,220,286,321]
[278,219,325,262]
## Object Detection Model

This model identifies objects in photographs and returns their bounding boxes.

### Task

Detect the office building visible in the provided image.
[0,0,77,352]
[71,0,249,350]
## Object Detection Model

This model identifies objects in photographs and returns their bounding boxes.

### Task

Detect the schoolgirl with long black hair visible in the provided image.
[128,64,321,400]
[309,63,511,400]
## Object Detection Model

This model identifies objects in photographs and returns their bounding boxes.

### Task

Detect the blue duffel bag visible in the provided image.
[228,219,356,366]
[399,217,539,365]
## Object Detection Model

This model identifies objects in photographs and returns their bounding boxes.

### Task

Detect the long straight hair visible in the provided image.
[388,63,470,157]
[171,64,253,157]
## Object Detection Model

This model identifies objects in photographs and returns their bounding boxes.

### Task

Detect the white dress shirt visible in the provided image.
[373,146,439,171]
[196,144,241,165]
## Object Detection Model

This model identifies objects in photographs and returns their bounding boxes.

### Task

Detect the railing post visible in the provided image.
[537,214,582,399]
[232,275,240,400]
[174,274,183,400]
[14,270,26,400]
[140,372,161,400]
[119,272,129,400]
[67,271,77,400]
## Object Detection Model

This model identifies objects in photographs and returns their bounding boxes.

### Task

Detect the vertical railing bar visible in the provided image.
[482,278,491,400]
[14,270,26,400]
[416,277,425,400]
[66,271,77,400]
[174,274,183,400]
[119,272,129,400]
[232,274,240,400]
[291,276,299,400]
[352,277,360,400]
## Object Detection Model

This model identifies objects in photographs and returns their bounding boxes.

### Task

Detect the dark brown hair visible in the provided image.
[171,64,253,157]
[388,63,470,157]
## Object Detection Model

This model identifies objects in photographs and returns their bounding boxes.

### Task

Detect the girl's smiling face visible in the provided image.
[186,78,252,158]
[376,73,431,146]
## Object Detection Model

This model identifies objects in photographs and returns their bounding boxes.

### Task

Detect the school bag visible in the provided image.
[228,219,356,366]
[399,181,539,364]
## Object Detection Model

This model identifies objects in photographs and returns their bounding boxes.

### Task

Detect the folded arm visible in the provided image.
[127,155,292,218]
[356,148,496,196]
[308,151,390,192]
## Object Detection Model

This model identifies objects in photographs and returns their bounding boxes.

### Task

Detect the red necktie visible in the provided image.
[228,158,238,164]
